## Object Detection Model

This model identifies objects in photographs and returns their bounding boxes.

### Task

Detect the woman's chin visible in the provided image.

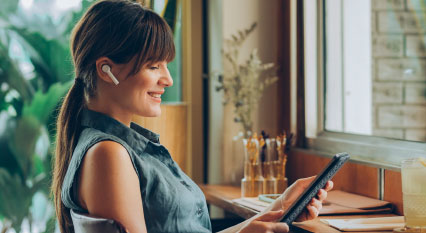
[138,108,161,117]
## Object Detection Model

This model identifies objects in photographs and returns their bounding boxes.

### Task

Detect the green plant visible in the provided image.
[216,23,278,137]
[0,0,87,231]
[0,0,181,232]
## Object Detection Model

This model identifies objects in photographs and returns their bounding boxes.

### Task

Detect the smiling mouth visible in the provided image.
[148,92,162,98]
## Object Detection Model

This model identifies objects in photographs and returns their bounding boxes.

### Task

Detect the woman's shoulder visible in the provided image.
[74,127,138,175]
[74,127,130,155]
[84,140,130,167]
[62,129,140,209]
[78,127,123,145]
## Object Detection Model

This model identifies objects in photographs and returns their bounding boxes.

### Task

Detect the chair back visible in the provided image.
[70,209,127,233]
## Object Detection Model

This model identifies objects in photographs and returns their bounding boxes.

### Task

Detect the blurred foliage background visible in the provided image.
[0,0,181,232]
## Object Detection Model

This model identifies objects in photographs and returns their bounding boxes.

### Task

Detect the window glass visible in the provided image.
[324,0,426,142]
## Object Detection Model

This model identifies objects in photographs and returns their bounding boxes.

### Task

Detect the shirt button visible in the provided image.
[196,207,203,216]
[180,180,193,191]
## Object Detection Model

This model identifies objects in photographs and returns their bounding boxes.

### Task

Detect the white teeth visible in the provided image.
[149,93,161,98]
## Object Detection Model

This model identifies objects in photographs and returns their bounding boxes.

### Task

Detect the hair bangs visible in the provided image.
[131,10,175,75]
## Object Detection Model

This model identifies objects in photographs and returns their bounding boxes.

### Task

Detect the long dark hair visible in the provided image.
[51,1,175,232]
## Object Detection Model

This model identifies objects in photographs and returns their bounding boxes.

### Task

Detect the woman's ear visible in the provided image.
[95,57,119,85]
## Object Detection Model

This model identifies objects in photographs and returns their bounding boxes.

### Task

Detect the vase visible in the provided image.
[229,135,245,185]
[241,138,264,197]
[274,156,288,193]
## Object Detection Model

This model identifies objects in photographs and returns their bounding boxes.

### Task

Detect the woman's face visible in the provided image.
[108,60,173,118]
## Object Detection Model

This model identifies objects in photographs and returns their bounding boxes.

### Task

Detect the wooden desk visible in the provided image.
[199,184,398,233]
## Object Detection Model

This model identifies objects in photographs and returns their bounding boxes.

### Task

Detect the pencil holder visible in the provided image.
[263,161,277,194]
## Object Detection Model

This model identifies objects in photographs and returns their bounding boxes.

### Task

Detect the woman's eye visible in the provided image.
[150,66,160,70]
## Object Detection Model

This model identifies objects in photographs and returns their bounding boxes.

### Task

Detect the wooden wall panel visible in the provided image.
[384,170,403,215]
[287,150,329,182]
[132,104,188,173]
[182,0,203,183]
[288,150,379,198]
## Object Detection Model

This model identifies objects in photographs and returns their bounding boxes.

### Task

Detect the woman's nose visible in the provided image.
[159,67,173,87]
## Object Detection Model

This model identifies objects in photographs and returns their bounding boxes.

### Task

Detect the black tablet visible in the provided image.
[279,152,350,225]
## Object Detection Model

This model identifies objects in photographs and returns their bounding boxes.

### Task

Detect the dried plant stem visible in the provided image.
[216,22,278,137]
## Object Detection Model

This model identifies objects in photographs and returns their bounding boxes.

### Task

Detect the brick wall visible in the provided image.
[372,0,426,141]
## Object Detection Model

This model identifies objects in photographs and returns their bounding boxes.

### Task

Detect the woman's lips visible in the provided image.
[148,92,162,103]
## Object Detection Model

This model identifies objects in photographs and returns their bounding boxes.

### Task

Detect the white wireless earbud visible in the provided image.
[101,64,119,85]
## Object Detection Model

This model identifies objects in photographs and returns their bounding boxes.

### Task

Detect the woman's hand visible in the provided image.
[224,177,333,233]
[267,176,334,222]
[239,210,289,233]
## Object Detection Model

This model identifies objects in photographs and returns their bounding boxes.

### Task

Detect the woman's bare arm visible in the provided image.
[78,140,147,233]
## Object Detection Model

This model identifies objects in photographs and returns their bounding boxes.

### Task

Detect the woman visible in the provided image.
[51,1,333,233]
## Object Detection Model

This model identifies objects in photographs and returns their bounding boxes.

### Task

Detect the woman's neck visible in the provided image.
[86,97,132,127]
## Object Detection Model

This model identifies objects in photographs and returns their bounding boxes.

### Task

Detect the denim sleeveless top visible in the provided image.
[61,109,212,233]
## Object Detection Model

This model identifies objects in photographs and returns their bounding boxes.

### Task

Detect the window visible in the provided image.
[304,0,426,169]
[324,0,426,142]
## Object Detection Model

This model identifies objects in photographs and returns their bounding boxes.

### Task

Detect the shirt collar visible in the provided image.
[80,108,160,151]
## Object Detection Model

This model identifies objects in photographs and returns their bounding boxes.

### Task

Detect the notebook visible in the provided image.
[232,190,393,215]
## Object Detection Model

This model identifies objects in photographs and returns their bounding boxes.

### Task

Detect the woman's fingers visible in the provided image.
[241,220,289,233]
[295,176,316,189]
[282,177,333,223]
[246,211,290,233]
[317,189,327,201]
[270,222,290,233]
[324,180,334,191]
[306,205,319,218]
[316,180,332,201]
[309,198,322,210]
[257,210,284,222]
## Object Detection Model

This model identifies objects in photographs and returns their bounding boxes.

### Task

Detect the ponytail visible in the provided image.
[52,79,85,233]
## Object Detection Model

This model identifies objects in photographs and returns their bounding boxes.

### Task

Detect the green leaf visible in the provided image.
[0,0,19,19]
[161,0,178,32]
[22,81,72,124]
[0,168,33,232]
[0,114,22,177]
[0,38,35,102]
[43,214,57,233]
[11,29,74,87]
[0,90,9,112]
[7,115,41,178]
[33,156,45,177]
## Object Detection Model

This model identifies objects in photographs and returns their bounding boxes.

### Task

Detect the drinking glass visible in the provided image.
[401,158,426,230]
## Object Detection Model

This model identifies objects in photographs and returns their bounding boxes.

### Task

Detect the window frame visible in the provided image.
[303,0,426,171]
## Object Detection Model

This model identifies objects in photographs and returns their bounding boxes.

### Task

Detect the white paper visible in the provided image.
[321,216,405,232]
